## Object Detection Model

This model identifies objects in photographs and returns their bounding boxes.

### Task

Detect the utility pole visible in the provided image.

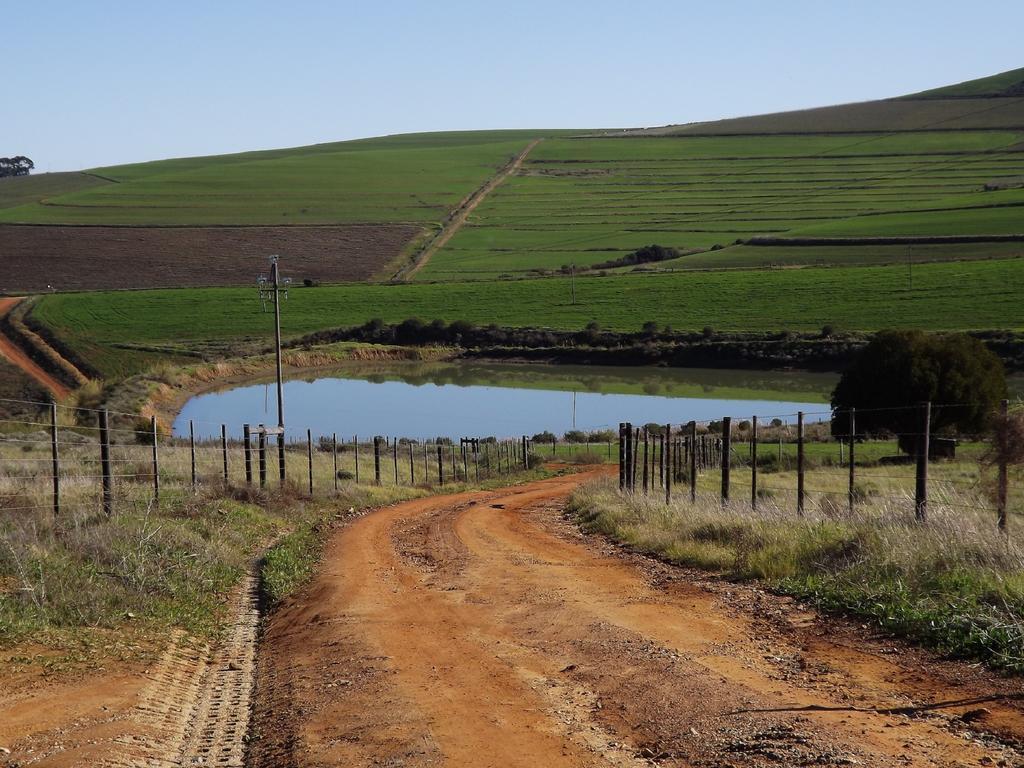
[258,256,291,481]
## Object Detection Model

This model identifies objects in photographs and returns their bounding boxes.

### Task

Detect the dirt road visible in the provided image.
[249,469,1024,767]
[0,297,70,399]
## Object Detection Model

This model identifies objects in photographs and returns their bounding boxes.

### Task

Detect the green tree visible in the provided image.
[0,156,33,177]
[831,330,1006,436]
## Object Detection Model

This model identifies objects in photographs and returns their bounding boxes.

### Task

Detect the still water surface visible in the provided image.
[174,361,837,440]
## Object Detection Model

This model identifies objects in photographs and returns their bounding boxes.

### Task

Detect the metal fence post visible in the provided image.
[189,419,197,490]
[307,428,314,495]
[797,411,805,516]
[221,424,229,486]
[750,415,758,510]
[721,416,731,504]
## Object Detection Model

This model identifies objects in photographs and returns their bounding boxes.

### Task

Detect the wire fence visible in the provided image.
[616,399,1021,534]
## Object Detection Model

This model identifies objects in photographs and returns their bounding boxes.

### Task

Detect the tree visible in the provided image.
[0,156,34,177]
[831,330,1006,436]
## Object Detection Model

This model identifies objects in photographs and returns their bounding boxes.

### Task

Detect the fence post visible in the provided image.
[848,408,856,513]
[373,436,382,486]
[664,424,672,504]
[354,436,360,484]
[689,421,697,502]
[437,444,444,486]
[474,439,480,482]
[552,436,557,456]
[151,415,160,504]
[462,438,469,481]
[333,433,339,492]
[409,442,416,485]
[721,416,731,505]
[307,428,314,495]
[258,426,267,489]
[243,423,252,486]
[522,435,529,470]
[99,409,113,515]
[189,419,197,490]
[221,424,229,486]
[642,428,649,494]
[797,411,805,516]
[278,432,286,484]
[998,399,1009,531]
[393,438,399,484]
[618,423,626,490]
[50,402,60,518]
[750,415,758,510]
[632,428,640,489]
[915,401,930,522]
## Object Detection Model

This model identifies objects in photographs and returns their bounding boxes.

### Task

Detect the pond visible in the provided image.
[174,361,837,441]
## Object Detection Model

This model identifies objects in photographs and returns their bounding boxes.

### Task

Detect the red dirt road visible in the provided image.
[248,470,1024,767]
[0,297,70,399]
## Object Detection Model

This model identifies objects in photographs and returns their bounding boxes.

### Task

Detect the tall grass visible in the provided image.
[569,479,1024,671]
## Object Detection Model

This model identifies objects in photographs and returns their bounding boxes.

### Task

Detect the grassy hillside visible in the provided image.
[33,257,1024,378]
[0,133,559,226]
[0,171,110,210]
[905,67,1024,99]
[421,131,1024,280]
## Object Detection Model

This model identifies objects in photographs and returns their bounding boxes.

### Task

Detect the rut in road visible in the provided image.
[248,469,1024,767]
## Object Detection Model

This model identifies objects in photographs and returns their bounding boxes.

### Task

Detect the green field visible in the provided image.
[34,258,1024,378]
[419,130,1024,280]
[0,131,581,226]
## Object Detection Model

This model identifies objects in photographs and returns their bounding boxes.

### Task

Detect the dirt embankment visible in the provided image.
[0,297,71,399]
[0,224,423,292]
[248,469,1024,767]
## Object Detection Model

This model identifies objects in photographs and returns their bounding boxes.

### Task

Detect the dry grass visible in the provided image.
[570,476,1024,671]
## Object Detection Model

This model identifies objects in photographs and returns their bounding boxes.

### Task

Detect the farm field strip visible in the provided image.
[421,131,1024,279]
[31,258,1024,378]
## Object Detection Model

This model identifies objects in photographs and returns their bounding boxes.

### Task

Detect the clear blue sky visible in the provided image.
[6,0,1023,171]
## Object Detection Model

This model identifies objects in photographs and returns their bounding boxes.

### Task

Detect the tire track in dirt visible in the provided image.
[0,571,261,767]
[249,470,1024,767]
[396,139,542,281]
[0,297,71,399]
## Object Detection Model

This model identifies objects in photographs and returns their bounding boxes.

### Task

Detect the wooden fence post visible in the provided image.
[354,436,360,484]
[333,433,339,491]
[437,444,445,486]
[151,415,160,504]
[664,424,672,504]
[99,409,113,515]
[221,424,229,486]
[258,425,267,489]
[243,423,252,486]
[307,428,314,495]
[409,442,415,485]
[522,435,529,470]
[689,421,697,502]
[797,411,805,516]
[50,402,60,518]
[848,408,856,513]
[373,436,382,486]
[632,428,640,489]
[721,416,731,504]
[393,438,399,484]
[642,428,649,494]
[998,399,1009,531]
[189,419,197,490]
[915,402,930,522]
[750,415,758,510]
[618,423,626,490]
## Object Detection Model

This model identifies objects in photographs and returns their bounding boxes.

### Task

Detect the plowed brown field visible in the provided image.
[247,469,1024,767]
[0,223,422,291]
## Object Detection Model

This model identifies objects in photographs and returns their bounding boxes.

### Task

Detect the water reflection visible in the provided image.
[175,361,837,440]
